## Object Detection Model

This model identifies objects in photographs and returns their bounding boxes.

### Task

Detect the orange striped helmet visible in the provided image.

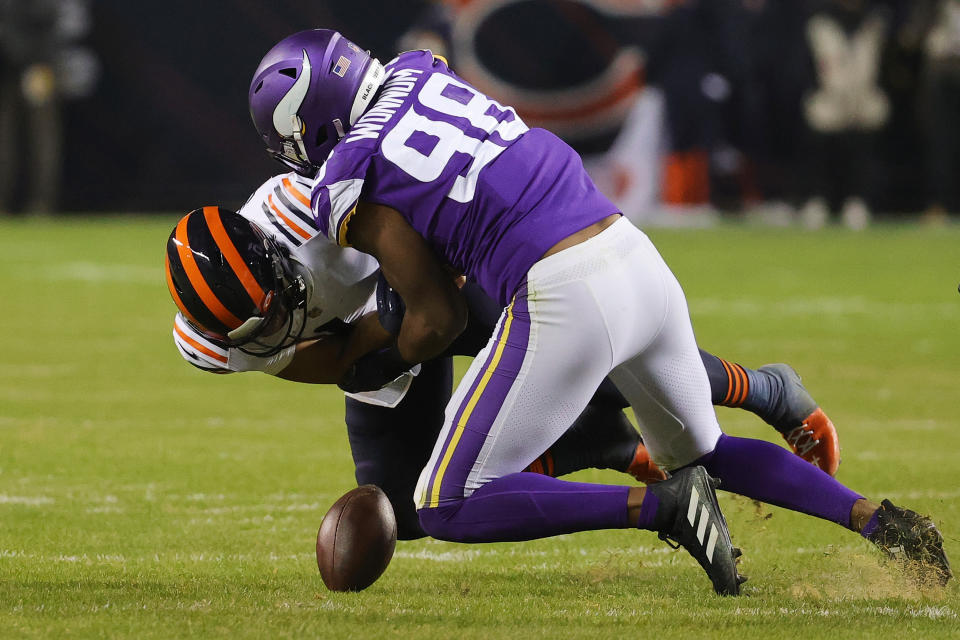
[165,206,307,355]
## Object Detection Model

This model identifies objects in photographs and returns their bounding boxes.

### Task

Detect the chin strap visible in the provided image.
[290,114,310,165]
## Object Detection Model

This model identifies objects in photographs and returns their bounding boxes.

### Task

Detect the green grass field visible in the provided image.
[1,216,959,638]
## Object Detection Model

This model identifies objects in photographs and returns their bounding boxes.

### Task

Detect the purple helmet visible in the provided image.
[249,29,385,175]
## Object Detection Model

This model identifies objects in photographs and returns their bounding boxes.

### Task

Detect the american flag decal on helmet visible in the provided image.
[333,55,350,77]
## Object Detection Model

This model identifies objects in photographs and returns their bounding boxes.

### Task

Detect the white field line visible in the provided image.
[0,550,316,564]
[85,506,124,514]
[0,364,77,378]
[0,545,684,566]
[393,549,486,562]
[39,263,159,284]
[729,605,956,620]
[689,296,960,318]
[393,546,674,563]
[10,599,945,617]
[0,490,331,513]
[309,603,960,620]
[0,494,54,506]
[182,493,227,502]
[195,502,324,514]
[877,488,960,501]
[792,545,861,555]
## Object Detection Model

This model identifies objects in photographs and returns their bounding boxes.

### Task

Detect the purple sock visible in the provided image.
[860,509,881,538]
[693,434,862,527]
[417,472,631,543]
[635,490,660,530]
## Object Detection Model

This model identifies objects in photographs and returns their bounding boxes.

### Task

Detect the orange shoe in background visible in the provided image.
[759,363,841,476]
[626,442,668,484]
[782,407,840,476]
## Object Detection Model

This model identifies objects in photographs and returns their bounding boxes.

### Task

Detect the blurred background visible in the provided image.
[1,0,957,229]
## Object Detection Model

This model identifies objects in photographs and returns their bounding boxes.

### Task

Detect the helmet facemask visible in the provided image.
[227,237,308,357]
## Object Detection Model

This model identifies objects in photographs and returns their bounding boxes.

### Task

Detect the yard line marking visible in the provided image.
[0,494,54,505]
[690,296,960,319]
[39,263,159,284]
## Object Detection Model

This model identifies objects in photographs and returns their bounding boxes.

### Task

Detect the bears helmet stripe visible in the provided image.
[172,214,245,331]
[166,239,234,337]
[202,206,268,312]
[165,252,201,328]
[166,241,224,335]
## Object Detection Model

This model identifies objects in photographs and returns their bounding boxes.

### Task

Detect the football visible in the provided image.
[316,484,398,591]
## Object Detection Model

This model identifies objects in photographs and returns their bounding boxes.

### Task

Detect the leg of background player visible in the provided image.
[346,358,452,540]
[700,350,840,475]
[529,349,842,483]
[525,401,665,482]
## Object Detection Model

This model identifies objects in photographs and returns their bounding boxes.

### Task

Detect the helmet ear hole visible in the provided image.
[278,68,297,78]
[254,80,264,93]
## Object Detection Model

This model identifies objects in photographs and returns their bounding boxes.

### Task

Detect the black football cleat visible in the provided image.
[867,499,952,586]
[650,466,745,596]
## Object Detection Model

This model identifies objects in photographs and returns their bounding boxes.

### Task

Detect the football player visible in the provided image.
[242,29,951,593]
[166,195,833,539]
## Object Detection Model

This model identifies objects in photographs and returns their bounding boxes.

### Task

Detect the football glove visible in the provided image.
[375,272,406,335]
[338,343,413,393]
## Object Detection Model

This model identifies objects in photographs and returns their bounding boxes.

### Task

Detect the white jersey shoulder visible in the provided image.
[238,173,380,333]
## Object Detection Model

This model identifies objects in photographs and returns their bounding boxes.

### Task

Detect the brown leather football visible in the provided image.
[316,484,397,591]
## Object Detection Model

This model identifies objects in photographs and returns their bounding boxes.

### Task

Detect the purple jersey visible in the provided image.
[311,50,618,304]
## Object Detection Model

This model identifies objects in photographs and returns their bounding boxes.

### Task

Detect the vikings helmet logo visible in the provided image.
[272,49,312,143]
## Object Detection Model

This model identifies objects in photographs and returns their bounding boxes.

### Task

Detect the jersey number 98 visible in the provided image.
[382,74,528,203]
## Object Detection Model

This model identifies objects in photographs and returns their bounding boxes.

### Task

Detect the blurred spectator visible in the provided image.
[18,0,942,217]
[640,0,732,218]
[397,0,454,61]
[0,0,97,215]
[799,0,892,230]
[647,0,813,221]
[726,1,811,221]
[571,0,732,226]
[586,1,810,225]
[919,0,960,221]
